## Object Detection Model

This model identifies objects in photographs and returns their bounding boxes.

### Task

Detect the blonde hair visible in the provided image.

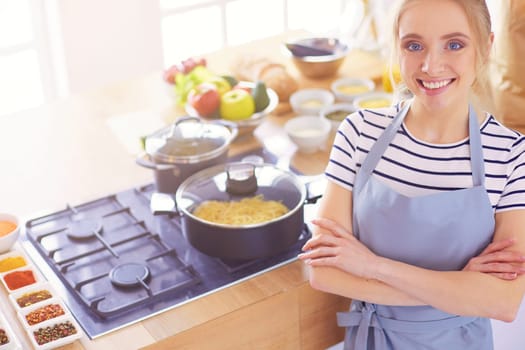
[388,0,493,97]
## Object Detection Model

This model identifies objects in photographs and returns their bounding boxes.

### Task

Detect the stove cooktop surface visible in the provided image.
[21,149,322,339]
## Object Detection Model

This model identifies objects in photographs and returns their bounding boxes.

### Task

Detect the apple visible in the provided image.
[181,57,207,74]
[163,64,181,84]
[220,89,255,121]
[207,76,232,96]
[187,82,221,117]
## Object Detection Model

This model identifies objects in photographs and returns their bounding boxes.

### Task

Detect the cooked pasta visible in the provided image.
[193,195,289,225]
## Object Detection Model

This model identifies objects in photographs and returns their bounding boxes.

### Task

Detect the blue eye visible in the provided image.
[448,41,463,50]
[407,42,422,51]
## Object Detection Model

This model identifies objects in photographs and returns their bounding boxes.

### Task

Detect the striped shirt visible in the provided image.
[326,105,525,213]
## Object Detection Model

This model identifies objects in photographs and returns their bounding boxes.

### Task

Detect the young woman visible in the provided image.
[298,0,525,349]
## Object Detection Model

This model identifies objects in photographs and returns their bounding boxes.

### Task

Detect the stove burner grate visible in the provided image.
[25,194,202,318]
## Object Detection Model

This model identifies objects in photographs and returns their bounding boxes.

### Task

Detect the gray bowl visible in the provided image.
[283,37,349,79]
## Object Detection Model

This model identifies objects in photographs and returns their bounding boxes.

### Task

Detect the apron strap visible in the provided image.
[353,101,411,198]
[468,104,484,186]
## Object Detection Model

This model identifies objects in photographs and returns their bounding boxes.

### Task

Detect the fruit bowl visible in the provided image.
[185,81,279,139]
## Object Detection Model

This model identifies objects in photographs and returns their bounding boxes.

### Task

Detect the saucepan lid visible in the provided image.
[175,160,306,228]
[144,116,237,164]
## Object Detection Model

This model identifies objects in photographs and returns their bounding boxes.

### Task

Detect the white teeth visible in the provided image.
[421,79,452,89]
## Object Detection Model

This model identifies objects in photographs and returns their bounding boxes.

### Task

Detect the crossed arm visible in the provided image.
[298,181,525,322]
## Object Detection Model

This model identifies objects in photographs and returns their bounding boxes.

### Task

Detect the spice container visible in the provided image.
[27,316,82,350]
[0,310,22,350]
[0,265,42,293]
[18,298,69,327]
[0,250,28,273]
[9,282,57,311]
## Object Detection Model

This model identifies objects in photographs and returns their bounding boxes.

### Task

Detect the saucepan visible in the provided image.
[166,160,322,260]
[136,116,238,194]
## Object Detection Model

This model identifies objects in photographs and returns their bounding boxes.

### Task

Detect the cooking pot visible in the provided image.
[173,160,320,260]
[136,117,238,193]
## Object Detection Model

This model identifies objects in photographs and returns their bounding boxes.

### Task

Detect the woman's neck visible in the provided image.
[404,99,472,144]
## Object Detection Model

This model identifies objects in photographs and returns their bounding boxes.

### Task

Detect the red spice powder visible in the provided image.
[3,270,36,290]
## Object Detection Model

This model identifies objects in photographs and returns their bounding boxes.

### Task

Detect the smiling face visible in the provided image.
[397,0,478,113]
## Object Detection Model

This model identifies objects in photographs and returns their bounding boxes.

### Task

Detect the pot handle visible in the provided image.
[136,152,177,171]
[150,192,181,216]
[302,175,326,204]
[169,117,239,143]
[226,163,258,195]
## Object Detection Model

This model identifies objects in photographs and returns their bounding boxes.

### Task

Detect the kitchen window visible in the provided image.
[159,0,345,66]
[0,0,501,117]
[0,0,54,117]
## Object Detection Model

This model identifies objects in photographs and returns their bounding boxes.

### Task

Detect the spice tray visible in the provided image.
[0,250,30,274]
[9,282,84,349]
[0,262,45,294]
[0,309,22,350]
[17,297,70,329]
[26,313,82,350]
[8,282,58,312]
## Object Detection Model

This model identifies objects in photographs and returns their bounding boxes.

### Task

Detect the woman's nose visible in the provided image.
[421,51,444,75]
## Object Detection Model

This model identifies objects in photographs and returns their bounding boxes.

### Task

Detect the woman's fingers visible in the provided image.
[479,238,516,256]
[301,232,342,251]
[474,250,525,264]
[489,272,519,280]
[472,262,525,274]
[311,217,353,239]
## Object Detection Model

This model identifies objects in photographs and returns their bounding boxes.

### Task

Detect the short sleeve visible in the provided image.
[324,111,364,191]
[496,136,525,212]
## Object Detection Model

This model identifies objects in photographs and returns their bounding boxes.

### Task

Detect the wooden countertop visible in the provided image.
[0,31,383,349]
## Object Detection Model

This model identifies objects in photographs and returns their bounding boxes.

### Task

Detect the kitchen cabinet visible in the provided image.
[0,31,383,349]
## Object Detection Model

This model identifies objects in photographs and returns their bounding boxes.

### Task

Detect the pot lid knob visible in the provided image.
[226,163,258,195]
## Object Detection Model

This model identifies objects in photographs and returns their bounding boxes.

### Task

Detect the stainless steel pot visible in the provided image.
[174,160,318,260]
[136,117,238,193]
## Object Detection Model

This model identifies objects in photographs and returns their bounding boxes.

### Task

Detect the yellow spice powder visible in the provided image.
[0,256,27,272]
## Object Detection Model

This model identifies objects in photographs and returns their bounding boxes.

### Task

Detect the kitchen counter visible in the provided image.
[0,31,383,349]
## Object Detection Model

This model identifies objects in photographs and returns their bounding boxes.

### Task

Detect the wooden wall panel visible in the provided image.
[298,284,349,350]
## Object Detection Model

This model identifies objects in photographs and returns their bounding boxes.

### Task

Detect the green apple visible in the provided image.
[207,76,231,96]
[220,89,255,121]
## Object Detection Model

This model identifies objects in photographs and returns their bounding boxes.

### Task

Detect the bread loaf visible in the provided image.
[232,55,299,111]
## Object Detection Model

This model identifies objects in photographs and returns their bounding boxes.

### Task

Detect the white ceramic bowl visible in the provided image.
[353,92,394,109]
[330,77,375,103]
[320,103,357,131]
[0,213,20,253]
[284,115,331,154]
[290,88,335,116]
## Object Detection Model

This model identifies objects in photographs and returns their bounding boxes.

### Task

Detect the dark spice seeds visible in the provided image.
[0,329,9,345]
[33,321,77,345]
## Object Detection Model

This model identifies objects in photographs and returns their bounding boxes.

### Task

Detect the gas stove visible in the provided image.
[20,149,321,339]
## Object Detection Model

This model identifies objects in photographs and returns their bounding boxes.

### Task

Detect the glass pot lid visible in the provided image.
[144,116,236,163]
[175,162,306,227]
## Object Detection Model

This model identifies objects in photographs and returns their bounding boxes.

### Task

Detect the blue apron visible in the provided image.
[338,102,496,349]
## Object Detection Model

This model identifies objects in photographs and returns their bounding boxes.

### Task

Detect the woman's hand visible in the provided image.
[463,238,525,280]
[299,217,379,279]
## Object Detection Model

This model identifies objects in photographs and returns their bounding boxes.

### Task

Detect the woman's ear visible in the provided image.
[487,32,495,57]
